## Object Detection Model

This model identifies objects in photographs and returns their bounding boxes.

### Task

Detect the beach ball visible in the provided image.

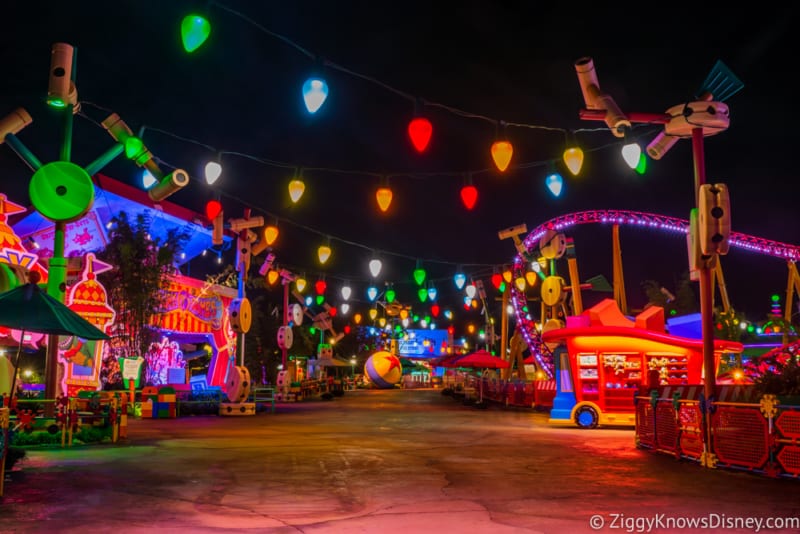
[364,351,403,388]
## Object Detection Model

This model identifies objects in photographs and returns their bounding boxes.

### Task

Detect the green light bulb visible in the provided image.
[316,295,324,305]
[181,14,211,53]
[417,288,428,302]
[385,289,396,303]
[413,268,427,286]
[635,152,647,175]
[309,327,316,334]
[124,137,145,160]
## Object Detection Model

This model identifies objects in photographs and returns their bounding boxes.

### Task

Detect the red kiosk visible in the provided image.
[543,299,743,428]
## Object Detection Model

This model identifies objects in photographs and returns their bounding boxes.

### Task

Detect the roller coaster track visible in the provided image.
[510,209,800,378]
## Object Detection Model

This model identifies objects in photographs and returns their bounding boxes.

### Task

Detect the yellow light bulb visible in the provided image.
[354,313,362,324]
[288,179,305,203]
[267,269,279,285]
[318,245,332,264]
[379,317,386,327]
[295,277,307,293]
[514,277,526,291]
[376,187,393,212]
[369,308,378,321]
[563,147,584,176]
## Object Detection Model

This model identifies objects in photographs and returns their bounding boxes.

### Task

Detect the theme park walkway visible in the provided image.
[1,389,799,533]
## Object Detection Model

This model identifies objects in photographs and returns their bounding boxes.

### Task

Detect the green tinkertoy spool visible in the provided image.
[29,161,94,222]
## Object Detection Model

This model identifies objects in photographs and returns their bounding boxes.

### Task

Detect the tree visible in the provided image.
[97,211,189,388]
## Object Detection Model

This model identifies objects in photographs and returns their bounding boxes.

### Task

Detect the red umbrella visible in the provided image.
[455,349,509,369]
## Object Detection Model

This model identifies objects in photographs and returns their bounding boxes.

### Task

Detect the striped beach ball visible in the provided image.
[364,351,403,388]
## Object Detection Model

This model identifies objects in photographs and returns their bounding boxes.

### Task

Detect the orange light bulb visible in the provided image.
[491,140,513,172]
[264,225,279,246]
[376,187,393,212]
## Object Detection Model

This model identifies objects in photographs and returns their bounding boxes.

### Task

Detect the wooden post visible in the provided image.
[612,224,627,315]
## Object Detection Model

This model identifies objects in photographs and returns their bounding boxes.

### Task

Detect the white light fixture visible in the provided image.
[340,303,350,315]
[465,284,477,299]
[205,161,222,185]
[142,169,158,190]
[369,258,382,277]
[341,285,352,301]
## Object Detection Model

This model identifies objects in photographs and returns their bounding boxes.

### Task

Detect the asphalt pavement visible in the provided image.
[1,388,799,533]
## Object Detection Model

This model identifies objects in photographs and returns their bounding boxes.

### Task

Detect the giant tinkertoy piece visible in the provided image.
[0,43,189,402]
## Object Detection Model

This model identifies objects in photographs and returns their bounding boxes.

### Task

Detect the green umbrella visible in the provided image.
[0,282,110,340]
[0,281,109,401]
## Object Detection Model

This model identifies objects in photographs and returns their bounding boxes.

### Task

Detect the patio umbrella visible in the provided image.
[0,278,109,400]
[455,349,510,369]
[449,350,509,403]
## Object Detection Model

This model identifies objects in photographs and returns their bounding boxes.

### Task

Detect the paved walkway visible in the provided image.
[2,389,799,533]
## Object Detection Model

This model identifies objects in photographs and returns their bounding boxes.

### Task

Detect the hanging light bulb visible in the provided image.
[563,146,584,176]
[302,77,328,114]
[491,273,503,290]
[408,116,433,153]
[267,270,279,285]
[635,152,648,175]
[460,185,478,210]
[491,140,513,172]
[402,317,410,328]
[431,304,440,317]
[315,280,327,295]
[427,286,438,301]
[367,286,378,301]
[514,276,526,291]
[142,169,158,190]
[295,277,307,293]
[453,272,466,290]
[369,308,378,321]
[204,161,222,185]
[288,178,305,203]
[305,295,313,306]
[376,187,393,212]
[444,310,453,320]
[354,313,362,324]
[369,258,382,277]
[341,284,352,301]
[502,270,513,284]
[340,303,350,315]
[465,284,476,299]
[621,128,641,169]
[316,295,325,305]
[181,14,211,53]
[399,309,409,320]
[546,172,564,198]
[385,288,396,303]
[413,266,426,286]
[317,244,332,265]
[417,288,428,303]
[264,225,279,246]
[525,271,538,287]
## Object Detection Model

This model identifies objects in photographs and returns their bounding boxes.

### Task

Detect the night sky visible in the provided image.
[1,1,798,320]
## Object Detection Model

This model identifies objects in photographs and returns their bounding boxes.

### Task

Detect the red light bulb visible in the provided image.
[408,117,433,153]
[431,304,440,317]
[460,185,478,210]
[205,200,222,220]
[315,280,327,294]
[491,273,503,290]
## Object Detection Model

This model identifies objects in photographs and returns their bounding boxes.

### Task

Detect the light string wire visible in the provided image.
[78,105,659,288]
[77,1,664,288]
